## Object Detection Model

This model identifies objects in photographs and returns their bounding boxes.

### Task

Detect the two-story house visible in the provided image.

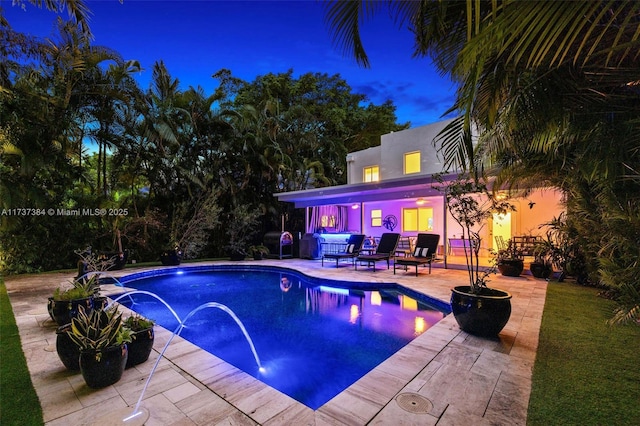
[275,119,564,266]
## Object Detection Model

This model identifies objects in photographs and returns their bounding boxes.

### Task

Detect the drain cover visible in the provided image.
[395,392,433,414]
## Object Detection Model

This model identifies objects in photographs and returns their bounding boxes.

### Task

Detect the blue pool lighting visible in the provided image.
[114,265,449,409]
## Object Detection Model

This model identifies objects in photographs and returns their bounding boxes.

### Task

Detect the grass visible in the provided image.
[0,278,44,426]
[528,280,640,425]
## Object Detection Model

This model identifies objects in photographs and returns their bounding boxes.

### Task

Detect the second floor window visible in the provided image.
[404,151,421,174]
[364,165,380,182]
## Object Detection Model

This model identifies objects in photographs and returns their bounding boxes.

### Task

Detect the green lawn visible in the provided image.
[2,274,639,425]
[0,278,44,426]
[528,280,640,425]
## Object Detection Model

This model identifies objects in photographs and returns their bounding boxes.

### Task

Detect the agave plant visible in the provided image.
[68,306,132,360]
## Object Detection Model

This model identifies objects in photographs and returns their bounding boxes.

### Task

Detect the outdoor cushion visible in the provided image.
[413,247,429,257]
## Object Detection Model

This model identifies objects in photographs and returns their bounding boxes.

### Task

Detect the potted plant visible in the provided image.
[529,239,553,279]
[123,314,155,368]
[433,173,515,337]
[496,241,524,277]
[47,275,100,326]
[56,323,81,371]
[248,244,270,260]
[160,246,183,266]
[66,306,132,388]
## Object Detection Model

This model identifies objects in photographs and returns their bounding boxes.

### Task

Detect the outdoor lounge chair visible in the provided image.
[321,234,366,267]
[394,233,440,276]
[355,233,400,272]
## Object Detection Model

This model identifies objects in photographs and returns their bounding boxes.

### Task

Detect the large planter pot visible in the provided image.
[79,344,128,388]
[498,259,524,277]
[160,249,182,266]
[529,262,552,279]
[229,251,246,261]
[126,327,155,368]
[450,286,512,337]
[56,324,80,371]
[47,296,94,326]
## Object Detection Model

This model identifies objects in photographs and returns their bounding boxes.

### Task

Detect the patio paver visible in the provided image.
[4,259,547,425]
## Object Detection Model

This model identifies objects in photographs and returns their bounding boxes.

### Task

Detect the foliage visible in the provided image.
[248,244,270,257]
[169,187,222,259]
[52,275,99,300]
[432,173,514,293]
[495,240,522,263]
[67,306,132,356]
[224,204,262,256]
[323,0,640,323]
[0,279,44,426]
[1,11,405,272]
[529,281,640,424]
[123,314,155,332]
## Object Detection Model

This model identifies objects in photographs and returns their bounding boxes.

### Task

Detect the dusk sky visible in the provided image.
[4,0,457,127]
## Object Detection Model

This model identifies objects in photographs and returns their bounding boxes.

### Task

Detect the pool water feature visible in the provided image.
[114,265,449,409]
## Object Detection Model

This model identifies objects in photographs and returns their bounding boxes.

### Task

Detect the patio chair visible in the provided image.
[321,234,366,267]
[355,233,400,272]
[393,233,440,276]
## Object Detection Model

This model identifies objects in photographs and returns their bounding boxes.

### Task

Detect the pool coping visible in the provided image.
[5,259,547,425]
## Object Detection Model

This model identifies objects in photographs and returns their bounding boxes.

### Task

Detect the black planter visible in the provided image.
[450,286,512,337]
[160,249,182,266]
[79,344,128,388]
[56,324,80,371]
[93,296,109,311]
[529,262,552,279]
[126,327,155,368]
[48,296,94,326]
[229,251,246,261]
[498,259,524,277]
[99,251,128,270]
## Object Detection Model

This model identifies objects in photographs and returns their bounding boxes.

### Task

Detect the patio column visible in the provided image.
[443,193,448,269]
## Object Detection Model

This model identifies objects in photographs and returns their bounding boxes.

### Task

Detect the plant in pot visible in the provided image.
[248,244,270,260]
[123,314,155,368]
[529,239,553,279]
[48,275,100,326]
[66,306,132,388]
[224,204,262,261]
[433,173,515,337]
[496,241,524,277]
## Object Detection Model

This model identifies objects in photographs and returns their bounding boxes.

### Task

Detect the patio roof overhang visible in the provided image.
[275,173,457,208]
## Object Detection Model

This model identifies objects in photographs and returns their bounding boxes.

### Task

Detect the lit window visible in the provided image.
[404,151,421,174]
[371,209,382,227]
[402,207,433,231]
[364,165,380,182]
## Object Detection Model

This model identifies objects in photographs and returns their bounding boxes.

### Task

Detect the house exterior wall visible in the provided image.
[346,147,381,184]
[347,119,454,184]
[379,120,452,180]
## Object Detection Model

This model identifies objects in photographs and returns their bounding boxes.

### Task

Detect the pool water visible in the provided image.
[114,266,448,409]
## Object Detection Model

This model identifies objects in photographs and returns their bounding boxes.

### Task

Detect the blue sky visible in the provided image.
[4,0,456,127]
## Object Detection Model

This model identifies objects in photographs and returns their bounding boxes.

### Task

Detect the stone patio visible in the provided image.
[4,258,547,425]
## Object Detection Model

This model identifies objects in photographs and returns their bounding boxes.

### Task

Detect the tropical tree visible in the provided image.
[324,0,640,323]
[1,0,92,36]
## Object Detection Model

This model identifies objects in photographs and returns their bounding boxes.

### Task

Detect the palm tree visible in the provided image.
[324,0,640,323]
[2,0,92,36]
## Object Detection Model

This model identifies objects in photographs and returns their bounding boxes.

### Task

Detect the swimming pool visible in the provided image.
[113,265,450,409]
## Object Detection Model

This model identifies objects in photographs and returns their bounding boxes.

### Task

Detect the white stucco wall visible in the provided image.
[347,119,457,184]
